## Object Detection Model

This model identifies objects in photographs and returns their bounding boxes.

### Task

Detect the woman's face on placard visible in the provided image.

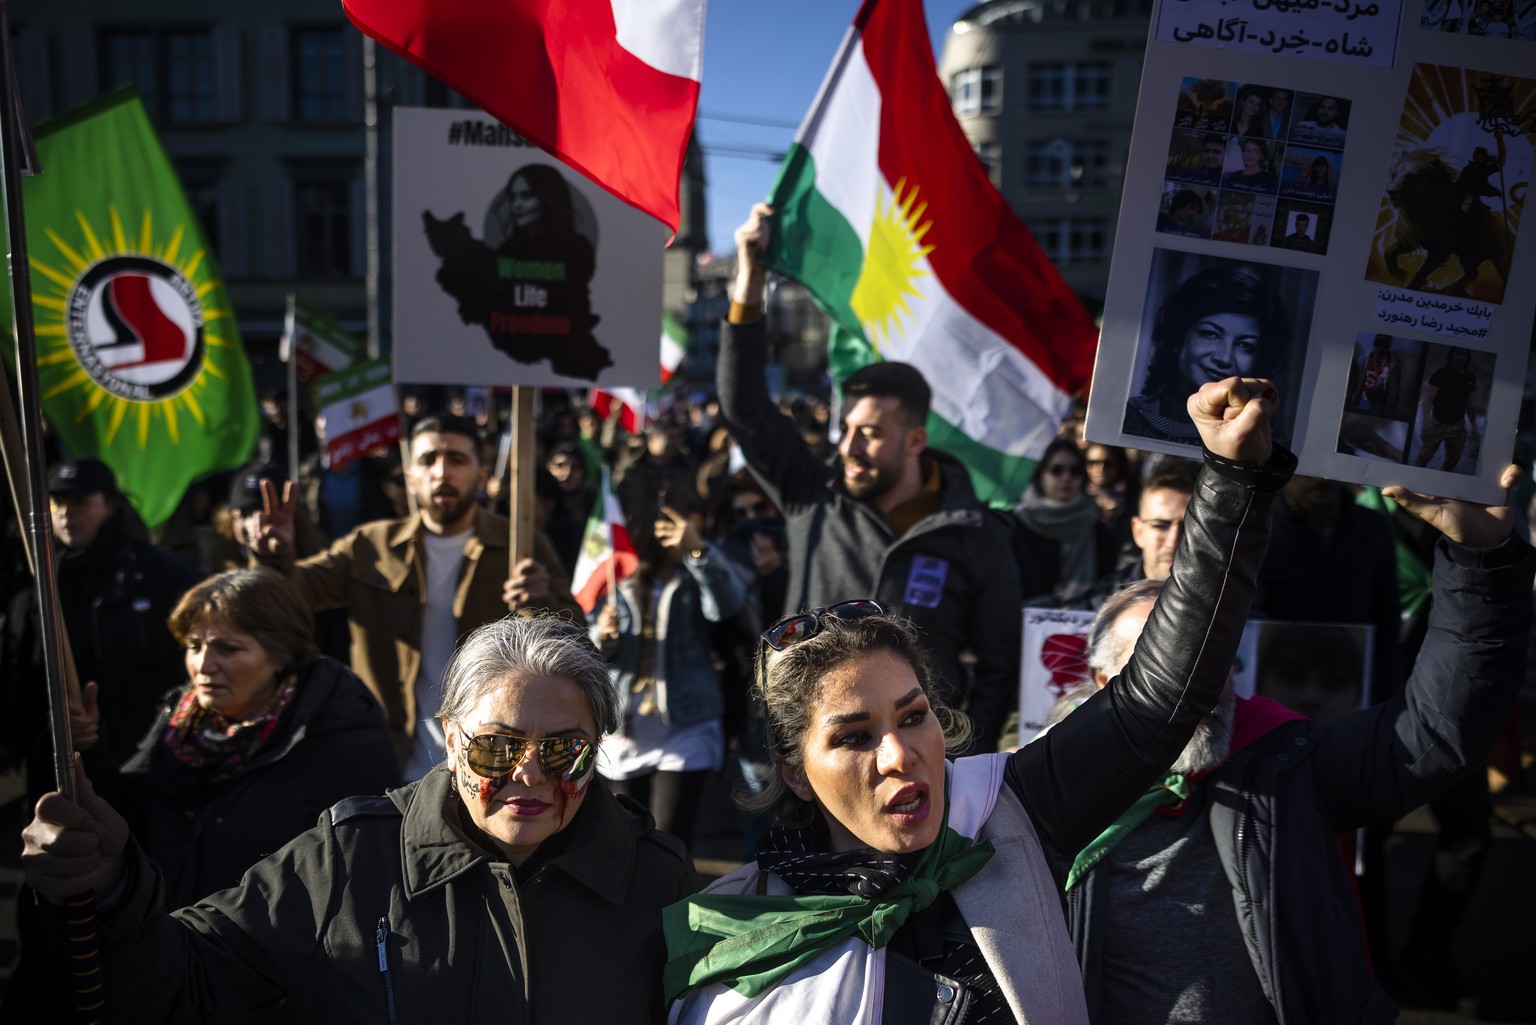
[1178,313,1264,392]
[509,175,544,230]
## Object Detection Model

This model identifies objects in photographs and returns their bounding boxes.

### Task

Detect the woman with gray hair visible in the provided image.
[22,614,697,1023]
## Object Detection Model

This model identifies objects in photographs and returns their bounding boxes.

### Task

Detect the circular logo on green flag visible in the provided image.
[66,255,206,401]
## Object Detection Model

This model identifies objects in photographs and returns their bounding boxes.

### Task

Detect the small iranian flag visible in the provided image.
[571,468,638,613]
[767,0,1098,505]
[313,359,401,469]
[660,312,691,383]
[281,297,363,380]
[591,387,646,434]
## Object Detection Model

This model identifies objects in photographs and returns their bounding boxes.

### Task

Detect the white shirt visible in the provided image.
[402,527,473,782]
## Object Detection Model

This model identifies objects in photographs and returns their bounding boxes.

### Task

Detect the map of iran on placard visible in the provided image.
[392,107,665,389]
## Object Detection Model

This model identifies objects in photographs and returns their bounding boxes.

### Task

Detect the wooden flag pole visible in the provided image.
[508,386,536,572]
[0,0,104,1019]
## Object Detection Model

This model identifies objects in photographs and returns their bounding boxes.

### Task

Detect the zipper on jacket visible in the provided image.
[376,917,400,1025]
[1234,758,1264,953]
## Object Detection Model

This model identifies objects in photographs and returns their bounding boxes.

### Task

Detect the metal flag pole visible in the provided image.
[0,0,105,1020]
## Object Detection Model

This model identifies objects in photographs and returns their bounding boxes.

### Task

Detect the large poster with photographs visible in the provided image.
[1121,249,1316,450]
[1162,81,1351,253]
[1088,0,1536,504]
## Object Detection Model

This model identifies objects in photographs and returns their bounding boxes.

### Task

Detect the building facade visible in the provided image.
[938,0,1153,311]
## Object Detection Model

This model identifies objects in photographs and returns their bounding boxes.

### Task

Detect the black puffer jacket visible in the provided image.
[98,770,697,1023]
[119,656,397,908]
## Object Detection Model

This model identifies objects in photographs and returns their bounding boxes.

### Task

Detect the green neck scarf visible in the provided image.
[1066,771,1190,891]
[663,805,995,1001]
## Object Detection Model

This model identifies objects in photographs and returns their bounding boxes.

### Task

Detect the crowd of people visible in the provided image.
[1,206,1533,1024]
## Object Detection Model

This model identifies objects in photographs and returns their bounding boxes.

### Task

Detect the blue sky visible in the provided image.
[695,1,977,253]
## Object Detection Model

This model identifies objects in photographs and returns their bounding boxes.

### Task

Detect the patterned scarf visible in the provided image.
[662,783,994,1001]
[161,672,300,782]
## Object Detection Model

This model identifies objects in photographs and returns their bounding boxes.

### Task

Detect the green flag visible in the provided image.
[1,88,258,527]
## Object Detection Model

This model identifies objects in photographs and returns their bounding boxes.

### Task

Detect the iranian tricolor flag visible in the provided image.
[766,0,1098,505]
[571,468,638,613]
[591,387,646,434]
[342,0,706,232]
[313,359,401,470]
[660,312,691,383]
[281,297,363,380]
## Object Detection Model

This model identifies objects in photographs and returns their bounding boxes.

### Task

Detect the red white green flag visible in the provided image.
[571,467,638,613]
[313,358,400,469]
[591,386,645,434]
[660,311,690,383]
[281,296,362,380]
[766,0,1098,505]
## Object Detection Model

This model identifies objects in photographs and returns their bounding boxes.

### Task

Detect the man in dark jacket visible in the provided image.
[27,459,201,768]
[1061,466,1533,1024]
[720,205,1022,751]
[1084,460,1197,608]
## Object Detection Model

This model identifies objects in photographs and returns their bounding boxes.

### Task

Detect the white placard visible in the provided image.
[392,107,666,388]
[1087,0,1536,504]
[1019,607,1097,735]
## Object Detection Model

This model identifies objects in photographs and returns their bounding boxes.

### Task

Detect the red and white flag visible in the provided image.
[591,387,646,435]
[342,0,706,232]
[572,468,638,613]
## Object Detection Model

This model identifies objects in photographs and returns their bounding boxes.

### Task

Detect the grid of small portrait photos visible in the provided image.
[1335,332,1496,477]
[1163,80,1351,255]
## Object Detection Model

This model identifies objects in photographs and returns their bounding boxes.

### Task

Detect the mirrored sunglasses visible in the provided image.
[456,725,595,782]
[762,599,886,651]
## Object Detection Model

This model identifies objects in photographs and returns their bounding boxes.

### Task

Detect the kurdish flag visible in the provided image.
[313,359,401,470]
[766,0,1098,505]
[571,467,638,613]
[0,89,258,527]
[660,311,691,383]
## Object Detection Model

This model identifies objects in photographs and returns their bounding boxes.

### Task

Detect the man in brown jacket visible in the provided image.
[253,414,582,778]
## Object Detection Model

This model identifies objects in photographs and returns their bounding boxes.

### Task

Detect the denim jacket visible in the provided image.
[595,543,747,732]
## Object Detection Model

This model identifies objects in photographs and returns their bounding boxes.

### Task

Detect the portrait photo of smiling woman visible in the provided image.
[1122,250,1316,449]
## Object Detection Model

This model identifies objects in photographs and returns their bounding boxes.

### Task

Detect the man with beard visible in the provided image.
[717,204,1022,750]
[1041,463,1531,1024]
[251,414,581,779]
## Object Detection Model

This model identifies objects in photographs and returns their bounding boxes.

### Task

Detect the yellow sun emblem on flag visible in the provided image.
[850,177,934,355]
[29,204,237,448]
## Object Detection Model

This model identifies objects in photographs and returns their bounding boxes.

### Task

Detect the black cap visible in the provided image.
[228,464,286,512]
[47,459,118,499]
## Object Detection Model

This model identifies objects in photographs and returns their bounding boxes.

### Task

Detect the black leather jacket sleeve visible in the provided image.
[1006,446,1296,863]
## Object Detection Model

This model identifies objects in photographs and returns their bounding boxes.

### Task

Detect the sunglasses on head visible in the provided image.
[761,599,886,651]
[455,724,596,782]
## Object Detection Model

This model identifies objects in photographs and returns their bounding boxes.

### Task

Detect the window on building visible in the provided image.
[1035,218,1108,266]
[1024,138,1111,191]
[294,173,355,278]
[293,27,347,123]
[1027,62,1111,113]
[176,159,225,256]
[972,142,1002,187]
[101,28,215,125]
[951,67,1002,117]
